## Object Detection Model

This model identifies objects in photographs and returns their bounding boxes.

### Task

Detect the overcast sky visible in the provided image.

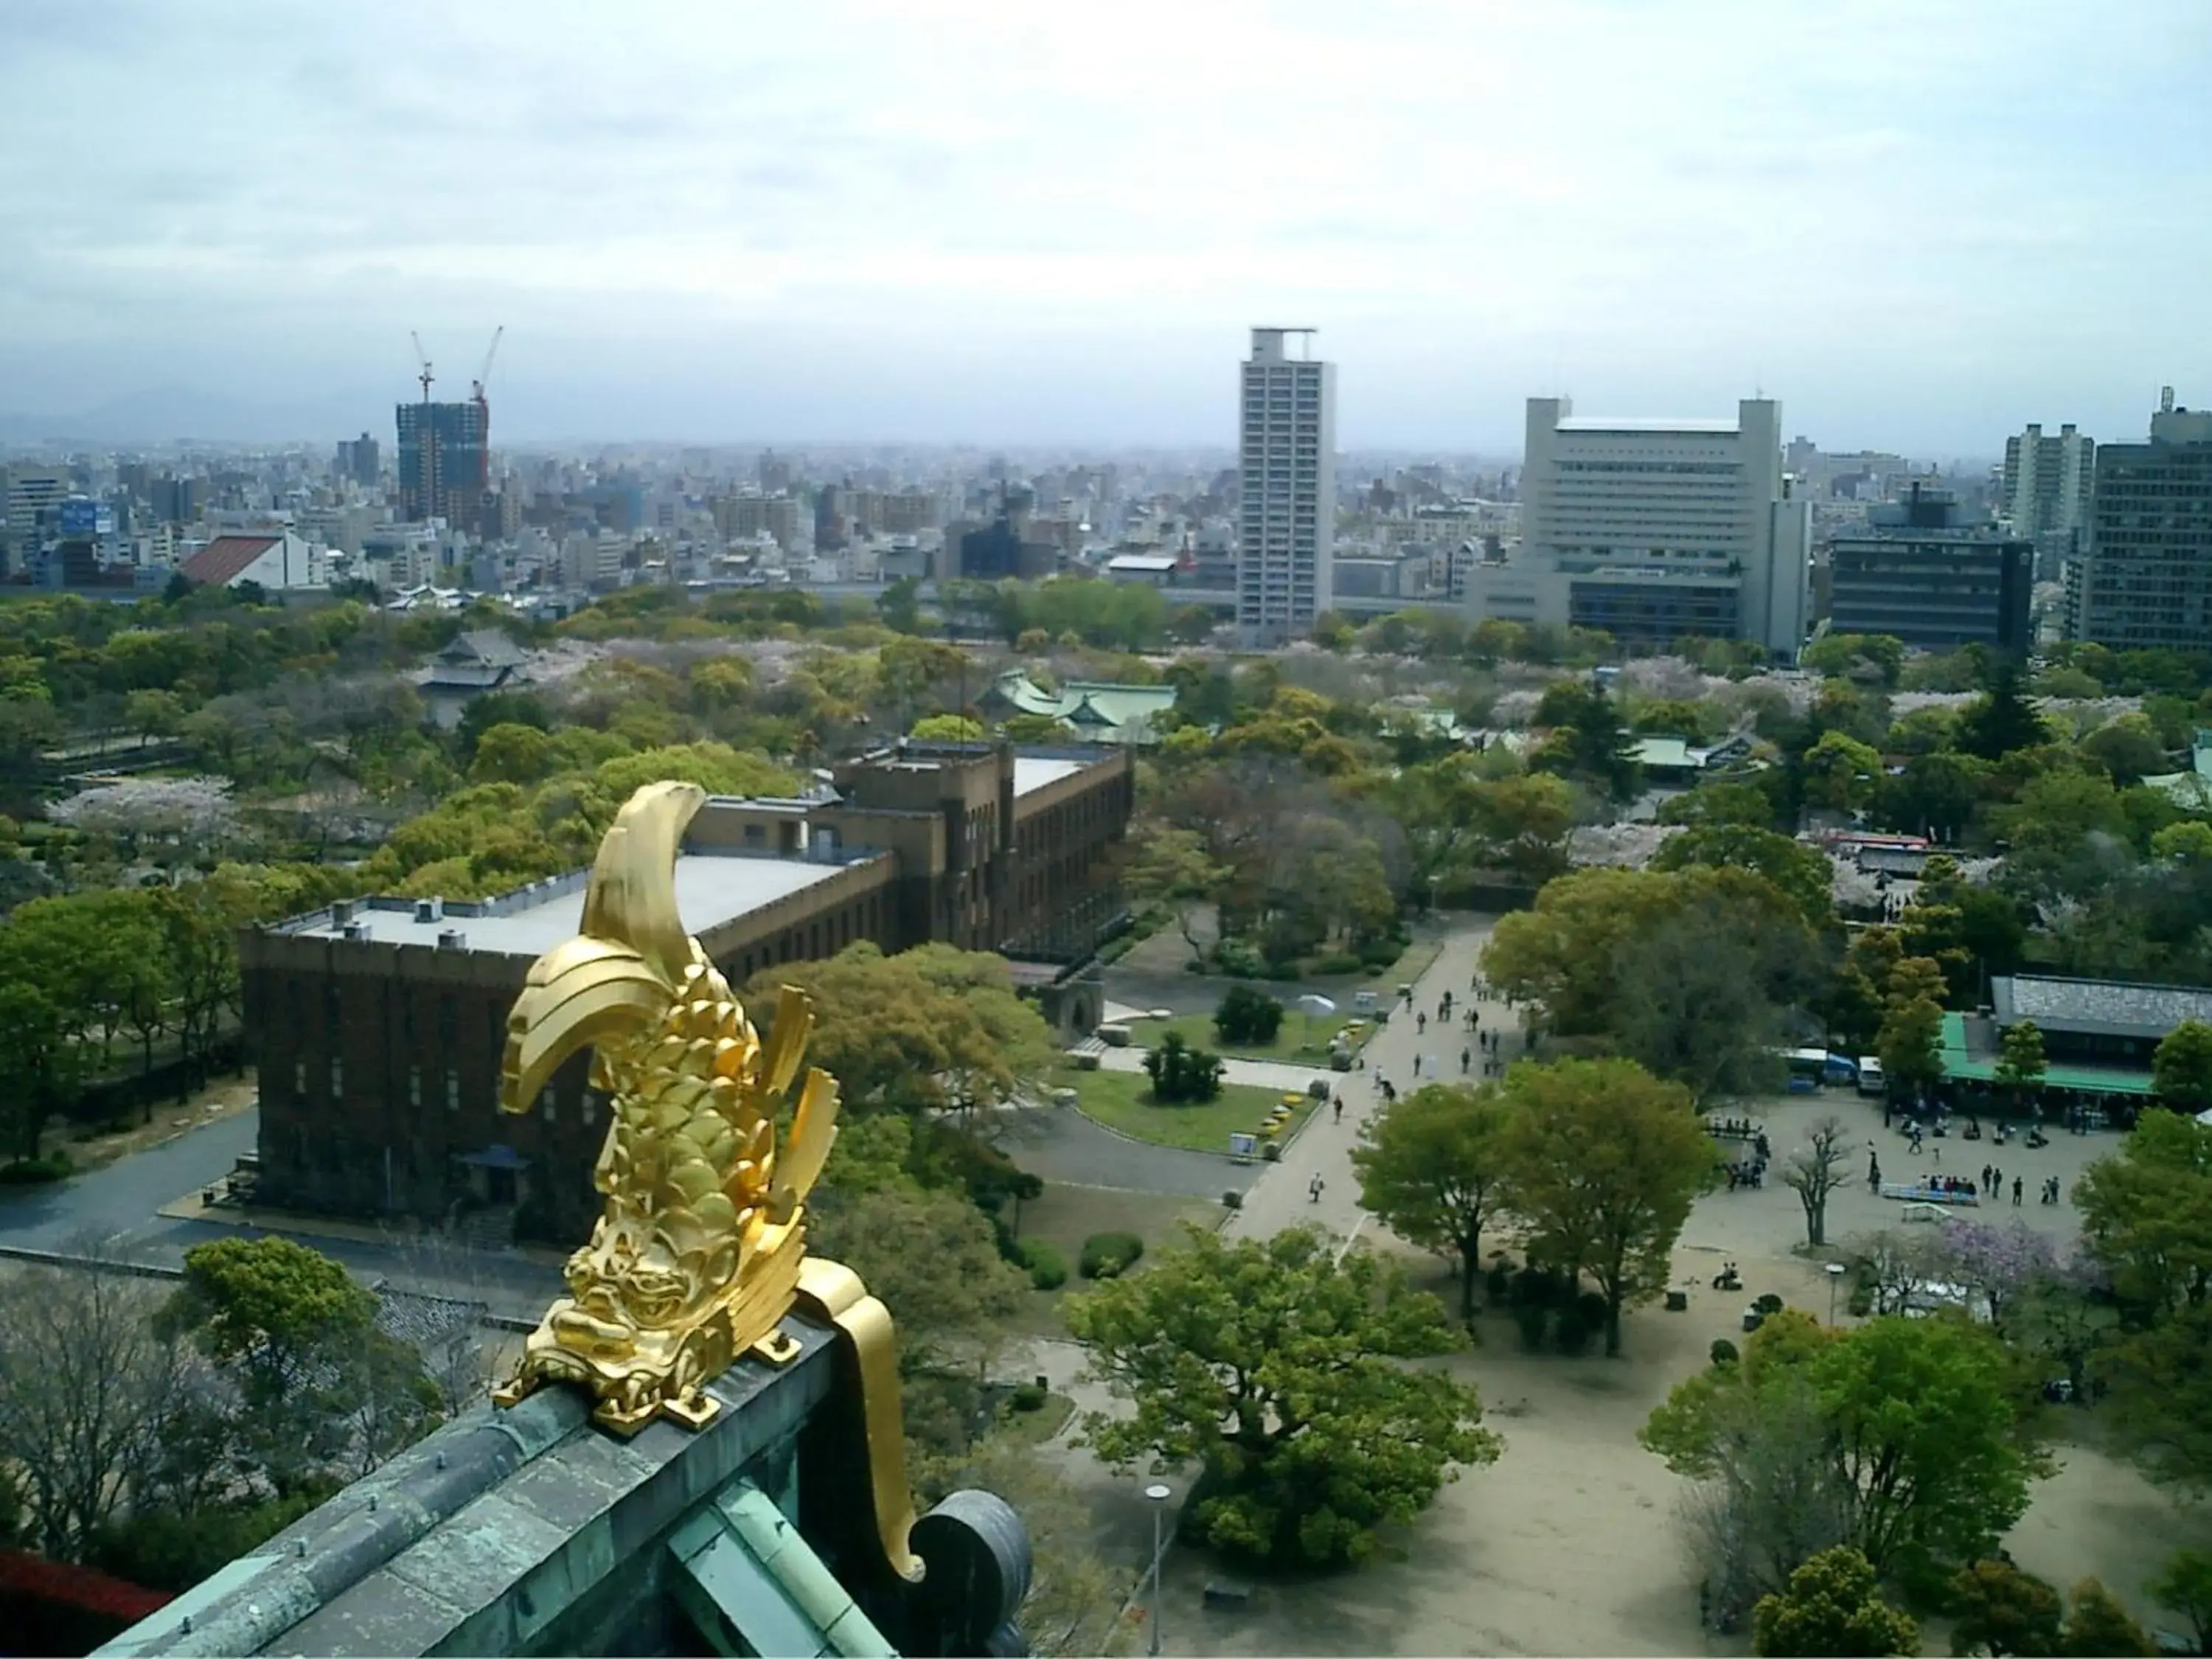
[3,0,2206,454]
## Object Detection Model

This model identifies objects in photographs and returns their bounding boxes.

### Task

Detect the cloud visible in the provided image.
[0,0,2203,451]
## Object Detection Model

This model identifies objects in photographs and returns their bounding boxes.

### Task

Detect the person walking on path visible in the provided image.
[1461,1046,1472,1074]
[1309,1174,1325,1203]
[2014,1176,2024,1206]
[1333,1096,1344,1124]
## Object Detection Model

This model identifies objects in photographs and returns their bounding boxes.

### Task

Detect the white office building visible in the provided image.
[1466,397,1809,656]
[1237,327,1336,645]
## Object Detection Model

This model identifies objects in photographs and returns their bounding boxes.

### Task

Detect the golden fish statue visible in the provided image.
[490,780,840,1436]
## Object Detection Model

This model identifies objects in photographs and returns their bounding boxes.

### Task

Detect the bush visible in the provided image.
[0,1150,72,1184]
[1261,1140,1282,1162]
[1021,1239,1068,1291]
[1753,1292,1786,1316]
[1576,1290,1610,1329]
[1009,1381,1049,1413]
[1486,1263,1512,1302]
[1514,1304,1550,1351]
[1144,1032,1224,1103]
[1310,951,1364,976]
[1214,985,1285,1046]
[1710,1338,1740,1367]
[1212,938,1266,979]
[1079,1231,1144,1279]
[1221,1190,1243,1209]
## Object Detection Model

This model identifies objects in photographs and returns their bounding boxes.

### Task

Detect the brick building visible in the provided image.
[241,742,1133,1243]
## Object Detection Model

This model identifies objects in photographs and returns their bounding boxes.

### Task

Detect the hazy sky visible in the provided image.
[3,0,2206,453]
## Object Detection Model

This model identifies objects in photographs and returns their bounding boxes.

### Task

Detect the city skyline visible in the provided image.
[2,0,2205,453]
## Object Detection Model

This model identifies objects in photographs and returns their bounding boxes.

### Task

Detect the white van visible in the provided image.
[1857,1057,1885,1097]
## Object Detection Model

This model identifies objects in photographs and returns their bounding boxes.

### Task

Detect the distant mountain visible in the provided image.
[0,385,392,446]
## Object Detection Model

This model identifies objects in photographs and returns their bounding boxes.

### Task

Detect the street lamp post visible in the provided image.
[1145,1482,1172,1657]
[1826,1260,1848,1326]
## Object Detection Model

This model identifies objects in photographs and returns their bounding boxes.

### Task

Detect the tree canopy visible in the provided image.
[1065,1225,1498,1568]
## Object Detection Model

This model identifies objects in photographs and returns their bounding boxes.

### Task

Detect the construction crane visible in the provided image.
[470,326,503,408]
[469,327,503,491]
[409,332,434,403]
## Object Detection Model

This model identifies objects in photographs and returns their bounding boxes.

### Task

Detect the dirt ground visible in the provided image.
[1046,1091,2210,1657]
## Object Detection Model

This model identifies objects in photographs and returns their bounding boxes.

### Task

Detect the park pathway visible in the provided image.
[1220,914,1525,1251]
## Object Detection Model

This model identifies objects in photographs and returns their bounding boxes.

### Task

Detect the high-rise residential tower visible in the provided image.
[2003,420,2094,580]
[2002,422,2095,540]
[1237,327,1335,645]
[1466,397,1809,655]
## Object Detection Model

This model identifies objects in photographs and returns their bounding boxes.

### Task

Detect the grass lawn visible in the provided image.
[1369,931,1447,990]
[1006,1183,1223,1335]
[1053,1064,1316,1154]
[1127,1011,1368,1065]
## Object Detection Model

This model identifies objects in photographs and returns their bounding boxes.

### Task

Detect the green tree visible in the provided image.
[1352,1083,1519,1322]
[0,981,78,1160]
[467,721,557,785]
[1000,712,1074,743]
[2081,714,2170,787]
[1654,821,1836,927]
[1752,1547,1920,1657]
[910,712,987,741]
[1661,780,1778,828]
[1878,751,1986,843]
[1142,1031,1222,1103]
[1948,1557,2062,1657]
[2155,1020,2212,1116]
[1801,634,1907,686]
[1877,996,1946,1103]
[1532,680,1643,801]
[1497,1058,1716,1354]
[1958,661,2050,762]
[1211,984,1283,1047]
[1065,1225,1498,1568]
[1121,824,1226,966]
[2057,1580,2156,1657]
[876,576,924,633]
[1994,1021,2048,1115]
[166,1237,437,1496]
[810,1186,1029,1439]
[2148,1548,2212,1655]
[748,943,1054,1119]
[1804,731,1886,814]
[1645,1315,2047,1587]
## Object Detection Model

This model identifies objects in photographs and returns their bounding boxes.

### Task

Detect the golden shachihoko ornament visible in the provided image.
[490,780,841,1436]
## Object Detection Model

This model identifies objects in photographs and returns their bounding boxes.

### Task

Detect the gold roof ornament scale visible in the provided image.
[490,783,908,1500]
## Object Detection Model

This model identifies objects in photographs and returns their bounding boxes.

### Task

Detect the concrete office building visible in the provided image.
[1466,397,1809,655]
[2065,389,2212,650]
[240,743,1133,1245]
[1826,483,2033,653]
[1237,327,1337,645]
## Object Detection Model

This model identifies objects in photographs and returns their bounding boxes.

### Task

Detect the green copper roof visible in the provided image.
[985,671,1175,742]
[1939,1012,2153,1096]
[669,1479,896,1659]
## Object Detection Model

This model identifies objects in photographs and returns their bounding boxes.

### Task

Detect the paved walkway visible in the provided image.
[1222,915,1522,1246]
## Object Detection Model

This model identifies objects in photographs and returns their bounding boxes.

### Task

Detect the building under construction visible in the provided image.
[397,329,499,526]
